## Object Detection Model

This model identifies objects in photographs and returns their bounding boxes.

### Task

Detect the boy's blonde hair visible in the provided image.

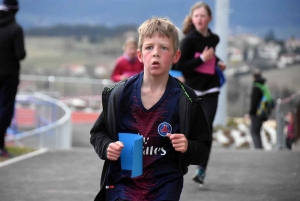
[122,37,138,50]
[137,17,179,53]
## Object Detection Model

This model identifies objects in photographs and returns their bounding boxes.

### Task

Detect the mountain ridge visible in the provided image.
[16,0,300,39]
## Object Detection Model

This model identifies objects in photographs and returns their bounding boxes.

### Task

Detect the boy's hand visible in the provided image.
[107,141,124,161]
[166,133,188,153]
[120,74,128,80]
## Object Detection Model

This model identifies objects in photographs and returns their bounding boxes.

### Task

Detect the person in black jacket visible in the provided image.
[90,17,210,201]
[174,1,226,187]
[248,70,267,149]
[0,0,26,157]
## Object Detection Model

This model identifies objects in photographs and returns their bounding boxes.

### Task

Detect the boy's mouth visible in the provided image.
[152,61,160,65]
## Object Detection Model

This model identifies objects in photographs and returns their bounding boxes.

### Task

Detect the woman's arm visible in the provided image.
[176,38,205,75]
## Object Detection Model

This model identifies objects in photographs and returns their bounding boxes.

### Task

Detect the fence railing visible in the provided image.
[19,74,114,98]
[18,75,115,111]
[6,75,116,149]
[275,90,300,149]
[6,93,72,149]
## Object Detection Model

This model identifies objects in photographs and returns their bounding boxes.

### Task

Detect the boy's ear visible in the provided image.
[137,49,143,62]
[172,50,181,64]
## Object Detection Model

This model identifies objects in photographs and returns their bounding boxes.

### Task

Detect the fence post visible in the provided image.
[276,98,285,149]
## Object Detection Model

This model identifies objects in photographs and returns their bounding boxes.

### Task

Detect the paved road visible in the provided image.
[72,123,94,148]
[0,124,299,201]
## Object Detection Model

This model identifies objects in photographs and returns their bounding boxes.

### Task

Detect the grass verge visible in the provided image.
[0,146,36,162]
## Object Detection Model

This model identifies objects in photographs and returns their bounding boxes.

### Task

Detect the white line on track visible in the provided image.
[0,148,48,168]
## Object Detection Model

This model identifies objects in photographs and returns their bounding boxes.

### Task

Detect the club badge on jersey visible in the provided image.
[157,122,172,137]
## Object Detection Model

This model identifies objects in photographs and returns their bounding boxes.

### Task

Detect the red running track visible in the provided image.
[14,108,100,126]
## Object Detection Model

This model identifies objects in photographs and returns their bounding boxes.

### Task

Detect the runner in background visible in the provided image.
[174,1,226,187]
[110,37,143,82]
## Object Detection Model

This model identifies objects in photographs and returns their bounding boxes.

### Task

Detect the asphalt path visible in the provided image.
[0,123,299,201]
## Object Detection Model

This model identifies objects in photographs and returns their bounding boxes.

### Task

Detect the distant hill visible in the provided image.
[25,24,138,42]
[17,0,300,39]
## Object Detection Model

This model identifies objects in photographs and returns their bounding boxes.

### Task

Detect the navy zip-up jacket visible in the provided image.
[90,77,211,200]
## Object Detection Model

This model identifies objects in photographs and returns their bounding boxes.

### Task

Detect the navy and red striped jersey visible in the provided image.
[106,72,183,201]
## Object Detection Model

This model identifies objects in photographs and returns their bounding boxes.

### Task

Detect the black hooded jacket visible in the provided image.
[90,77,211,200]
[174,28,221,91]
[0,9,26,77]
[249,76,266,115]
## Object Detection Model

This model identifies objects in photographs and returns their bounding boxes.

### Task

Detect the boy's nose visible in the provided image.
[152,47,159,57]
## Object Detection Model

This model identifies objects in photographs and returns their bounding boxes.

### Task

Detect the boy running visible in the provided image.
[90,17,211,201]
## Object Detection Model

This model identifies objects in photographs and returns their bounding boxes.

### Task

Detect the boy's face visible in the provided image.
[137,32,181,76]
[124,43,137,59]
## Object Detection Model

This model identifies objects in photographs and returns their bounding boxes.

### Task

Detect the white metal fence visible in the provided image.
[19,74,114,98]
[6,93,72,149]
[6,75,115,149]
[275,90,300,149]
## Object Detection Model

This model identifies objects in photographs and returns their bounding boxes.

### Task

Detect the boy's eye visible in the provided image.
[162,46,168,50]
[145,46,153,50]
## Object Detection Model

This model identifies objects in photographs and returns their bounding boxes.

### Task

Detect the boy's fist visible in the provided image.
[166,133,188,153]
[107,141,124,161]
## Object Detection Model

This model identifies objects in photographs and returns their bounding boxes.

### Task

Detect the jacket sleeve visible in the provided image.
[249,86,262,115]
[183,100,211,165]
[13,25,26,60]
[176,38,205,75]
[213,36,221,67]
[216,56,221,65]
[90,112,114,160]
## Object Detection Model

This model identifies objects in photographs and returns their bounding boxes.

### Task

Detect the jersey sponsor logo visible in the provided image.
[157,122,172,137]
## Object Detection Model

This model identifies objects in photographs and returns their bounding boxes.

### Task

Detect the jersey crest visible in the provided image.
[157,122,172,137]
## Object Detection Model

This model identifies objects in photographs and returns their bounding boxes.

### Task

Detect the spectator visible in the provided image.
[0,0,26,157]
[174,1,226,187]
[110,37,144,82]
[248,69,273,149]
[285,112,295,150]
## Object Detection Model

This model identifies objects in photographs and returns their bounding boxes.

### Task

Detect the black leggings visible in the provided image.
[250,115,263,149]
[198,92,219,170]
[0,77,19,149]
[286,138,294,150]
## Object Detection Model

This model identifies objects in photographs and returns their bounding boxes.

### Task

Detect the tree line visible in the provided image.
[25,24,138,43]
